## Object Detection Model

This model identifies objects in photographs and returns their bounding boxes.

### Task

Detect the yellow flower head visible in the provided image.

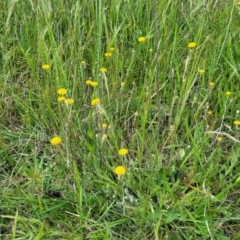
[236,2,240,6]
[90,81,99,87]
[225,91,231,96]
[85,80,93,85]
[102,134,108,140]
[234,120,240,126]
[50,136,62,145]
[198,69,205,74]
[114,166,126,176]
[81,60,86,65]
[209,82,215,87]
[110,47,114,51]
[138,36,146,43]
[65,98,74,105]
[57,96,65,102]
[102,123,108,129]
[57,88,67,95]
[41,64,51,70]
[121,82,125,87]
[100,68,107,73]
[91,98,100,106]
[207,110,213,115]
[118,148,128,156]
[149,48,153,52]
[188,42,197,49]
[104,52,112,57]
[217,137,223,142]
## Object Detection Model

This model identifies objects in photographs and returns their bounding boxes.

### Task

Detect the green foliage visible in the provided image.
[1,0,240,239]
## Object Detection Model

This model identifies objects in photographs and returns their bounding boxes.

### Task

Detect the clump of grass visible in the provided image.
[1,0,240,239]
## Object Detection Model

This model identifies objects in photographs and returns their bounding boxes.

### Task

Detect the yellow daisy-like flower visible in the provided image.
[118,148,128,156]
[57,88,67,95]
[102,123,108,129]
[57,96,65,102]
[50,136,62,145]
[100,68,107,73]
[121,82,125,87]
[207,110,213,115]
[234,120,240,126]
[81,60,86,65]
[225,91,231,96]
[90,81,99,87]
[91,98,100,106]
[102,134,108,140]
[65,98,74,105]
[110,47,114,51]
[85,80,93,85]
[114,166,126,176]
[104,52,112,57]
[209,82,215,86]
[198,69,205,74]
[138,36,146,43]
[41,64,51,70]
[188,42,197,49]
[217,137,223,142]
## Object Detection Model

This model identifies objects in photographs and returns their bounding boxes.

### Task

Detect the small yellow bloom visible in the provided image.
[104,52,112,57]
[91,98,100,106]
[207,110,213,115]
[50,137,62,145]
[81,60,86,65]
[114,166,126,176]
[121,82,125,87]
[149,48,153,52]
[118,148,128,156]
[100,68,107,73]
[198,69,205,74]
[57,96,65,102]
[102,134,108,140]
[236,2,240,6]
[85,80,93,85]
[226,91,231,96]
[65,98,74,105]
[188,42,197,49]
[209,82,215,86]
[90,81,99,87]
[102,123,108,129]
[217,137,223,142]
[41,64,51,70]
[234,120,240,125]
[57,88,67,95]
[110,47,114,51]
[138,36,146,43]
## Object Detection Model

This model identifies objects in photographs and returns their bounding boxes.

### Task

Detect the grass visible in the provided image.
[1,0,240,239]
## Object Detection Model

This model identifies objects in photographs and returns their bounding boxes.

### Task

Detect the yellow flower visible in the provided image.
[118,148,128,156]
[121,82,125,87]
[104,52,112,57]
[81,60,86,65]
[114,166,126,176]
[90,81,99,87]
[100,68,107,73]
[102,134,108,140]
[209,82,215,86]
[198,69,205,74]
[110,47,114,51]
[149,48,153,52]
[188,42,197,49]
[207,110,213,115]
[57,88,67,95]
[138,36,146,43]
[102,123,108,129]
[217,137,223,142]
[236,2,240,6]
[41,64,51,70]
[50,137,62,145]
[57,96,65,102]
[234,120,240,125]
[226,91,231,96]
[91,98,100,106]
[85,80,93,85]
[65,98,74,105]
